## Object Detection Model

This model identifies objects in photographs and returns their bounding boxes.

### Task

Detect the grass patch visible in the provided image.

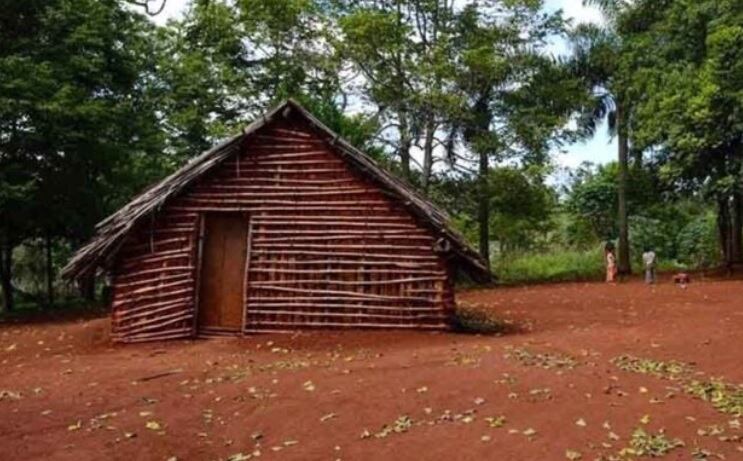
[612,355,743,417]
[492,248,686,285]
[612,355,692,380]
[504,346,578,370]
[685,380,743,417]
[493,249,604,285]
[619,428,685,458]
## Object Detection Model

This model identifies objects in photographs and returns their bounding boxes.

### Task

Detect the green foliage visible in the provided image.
[676,213,719,268]
[3,0,739,306]
[623,428,685,458]
[686,379,743,417]
[434,166,558,257]
[565,162,657,242]
[493,248,605,284]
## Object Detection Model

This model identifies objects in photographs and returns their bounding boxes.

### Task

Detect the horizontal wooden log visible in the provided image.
[263,128,312,138]
[126,278,194,297]
[193,184,366,192]
[247,295,437,305]
[244,321,447,330]
[114,296,192,318]
[113,287,193,308]
[246,151,331,161]
[248,268,445,276]
[252,134,320,143]
[182,198,388,206]
[115,266,195,282]
[116,301,193,324]
[247,310,446,321]
[117,310,194,333]
[152,227,195,234]
[250,276,445,287]
[250,220,417,229]
[114,328,193,343]
[169,206,393,213]
[188,188,374,198]
[250,250,438,261]
[121,236,189,254]
[115,272,192,290]
[121,246,189,263]
[225,158,345,167]
[252,214,412,222]
[252,229,423,237]
[232,168,350,174]
[251,243,432,252]
[248,303,443,312]
[248,259,440,269]
[247,143,322,150]
[248,285,434,302]
[218,178,357,186]
[252,235,433,244]
[120,249,191,268]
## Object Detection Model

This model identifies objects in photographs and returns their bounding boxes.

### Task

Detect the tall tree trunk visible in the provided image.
[421,115,436,193]
[0,238,14,312]
[478,149,490,266]
[731,191,743,264]
[399,114,412,181]
[717,196,732,267]
[45,233,55,307]
[616,103,631,276]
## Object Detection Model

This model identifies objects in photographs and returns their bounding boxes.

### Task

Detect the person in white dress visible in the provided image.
[642,247,657,284]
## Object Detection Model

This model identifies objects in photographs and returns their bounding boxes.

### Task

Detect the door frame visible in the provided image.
[240,218,254,333]
[192,211,252,336]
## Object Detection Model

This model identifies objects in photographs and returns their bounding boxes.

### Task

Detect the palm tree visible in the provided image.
[570,0,633,275]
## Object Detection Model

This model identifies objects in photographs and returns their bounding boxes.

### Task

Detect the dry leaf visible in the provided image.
[68,421,82,431]
[145,421,162,431]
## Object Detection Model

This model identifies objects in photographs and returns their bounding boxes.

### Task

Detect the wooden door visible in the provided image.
[197,213,249,333]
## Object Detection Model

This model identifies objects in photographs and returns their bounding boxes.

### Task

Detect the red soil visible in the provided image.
[2,278,743,460]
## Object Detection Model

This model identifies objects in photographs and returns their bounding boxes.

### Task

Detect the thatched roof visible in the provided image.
[62,100,492,282]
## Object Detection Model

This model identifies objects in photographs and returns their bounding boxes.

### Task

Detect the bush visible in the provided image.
[493,248,605,284]
[676,213,720,268]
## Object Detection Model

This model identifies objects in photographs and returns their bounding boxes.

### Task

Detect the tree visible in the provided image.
[0,0,166,308]
[336,1,456,186]
[569,0,636,275]
[622,0,743,267]
[447,1,574,265]
[565,162,657,244]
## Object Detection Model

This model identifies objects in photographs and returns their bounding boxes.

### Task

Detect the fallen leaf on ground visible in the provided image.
[68,421,82,431]
[145,421,162,431]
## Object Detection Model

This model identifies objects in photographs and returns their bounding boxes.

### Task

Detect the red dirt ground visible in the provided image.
[2,278,743,461]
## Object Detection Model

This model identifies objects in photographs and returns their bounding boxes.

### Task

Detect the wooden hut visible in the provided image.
[62,100,491,343]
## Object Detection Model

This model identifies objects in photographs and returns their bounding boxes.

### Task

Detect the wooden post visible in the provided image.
[241,217,253,335]
[191,215,206,337]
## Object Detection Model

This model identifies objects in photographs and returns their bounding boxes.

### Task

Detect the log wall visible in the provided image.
[109,116,455,342]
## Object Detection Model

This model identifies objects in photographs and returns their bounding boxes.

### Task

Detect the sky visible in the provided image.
[145,0,616,169]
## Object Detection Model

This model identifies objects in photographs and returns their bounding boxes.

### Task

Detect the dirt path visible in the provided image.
[2,279,743,460]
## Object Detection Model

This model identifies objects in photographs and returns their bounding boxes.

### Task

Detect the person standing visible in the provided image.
[605,242,618,283]
[643,246,657,284]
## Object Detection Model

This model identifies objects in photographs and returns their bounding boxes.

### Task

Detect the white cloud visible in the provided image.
[546,0,604,25]
[147,0,189,25]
